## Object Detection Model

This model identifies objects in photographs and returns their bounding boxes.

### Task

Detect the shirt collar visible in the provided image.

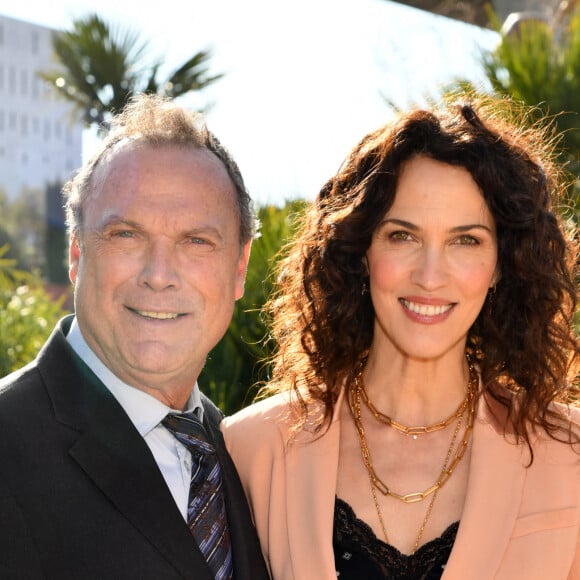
[66,317,204,436]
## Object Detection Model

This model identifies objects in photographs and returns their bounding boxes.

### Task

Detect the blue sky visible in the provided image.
[2,0,498,206]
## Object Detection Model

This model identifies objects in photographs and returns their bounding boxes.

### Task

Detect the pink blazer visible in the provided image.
[222,390,580,580]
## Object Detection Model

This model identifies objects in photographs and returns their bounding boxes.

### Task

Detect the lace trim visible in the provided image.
[333,497,459,580]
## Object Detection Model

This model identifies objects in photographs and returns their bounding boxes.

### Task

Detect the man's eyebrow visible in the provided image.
[100,216,141,229]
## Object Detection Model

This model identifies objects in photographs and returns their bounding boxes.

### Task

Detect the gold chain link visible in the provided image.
[349,359,477,504]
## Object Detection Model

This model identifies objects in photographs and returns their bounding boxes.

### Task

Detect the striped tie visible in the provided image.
[163,412,233,580]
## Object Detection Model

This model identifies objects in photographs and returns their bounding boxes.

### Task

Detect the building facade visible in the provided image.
[0,14,82,200]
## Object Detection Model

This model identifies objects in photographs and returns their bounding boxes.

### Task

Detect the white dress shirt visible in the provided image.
[66,317,202,520]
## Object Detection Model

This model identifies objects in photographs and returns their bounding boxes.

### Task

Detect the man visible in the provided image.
[0,94,269,579]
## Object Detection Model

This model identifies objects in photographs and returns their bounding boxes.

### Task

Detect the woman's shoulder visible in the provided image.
[222,391,294,437]
[530,402,580,462]
[549,400,580,428]
[221,392,301,464]
[558,401,580,437]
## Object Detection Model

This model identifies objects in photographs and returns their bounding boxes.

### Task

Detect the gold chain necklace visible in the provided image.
[359,374,471,438]
[368,409,464,552]
[349,360,477,503]
[351,361,477,552]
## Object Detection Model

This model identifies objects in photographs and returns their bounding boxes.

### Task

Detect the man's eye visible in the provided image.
[112,230,134,238]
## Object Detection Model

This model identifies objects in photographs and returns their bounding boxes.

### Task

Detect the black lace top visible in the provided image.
[333,497,459,579]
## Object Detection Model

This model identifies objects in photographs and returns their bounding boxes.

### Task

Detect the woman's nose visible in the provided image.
[410,246,449,290]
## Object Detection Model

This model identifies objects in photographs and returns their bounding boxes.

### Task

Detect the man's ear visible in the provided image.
[234,240,252,300]
[69,233,81,284]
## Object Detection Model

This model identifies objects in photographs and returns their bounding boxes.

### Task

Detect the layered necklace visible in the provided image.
[348,357,477,553]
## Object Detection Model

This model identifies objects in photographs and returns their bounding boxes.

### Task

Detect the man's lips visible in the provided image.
[126,307,187,320]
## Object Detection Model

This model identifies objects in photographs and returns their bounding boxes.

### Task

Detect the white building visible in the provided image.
[0,14,83,200]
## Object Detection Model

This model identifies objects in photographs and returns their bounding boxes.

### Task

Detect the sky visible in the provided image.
[1,0,499,206]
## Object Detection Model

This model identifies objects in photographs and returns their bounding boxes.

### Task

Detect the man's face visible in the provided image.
[69,142,250,406]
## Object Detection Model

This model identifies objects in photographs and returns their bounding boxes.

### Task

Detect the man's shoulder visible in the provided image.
[0,360,42,400]
[200,391,225,425]
[0,318,66,395]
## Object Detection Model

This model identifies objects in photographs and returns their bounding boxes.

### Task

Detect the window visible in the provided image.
[8,66,15,94]
[32,75,41,98]
[43,118,51,140]
[20,70,28,96]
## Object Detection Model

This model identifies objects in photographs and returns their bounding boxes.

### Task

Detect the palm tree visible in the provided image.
[40,13,222,131]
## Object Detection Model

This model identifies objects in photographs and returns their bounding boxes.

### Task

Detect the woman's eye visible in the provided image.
[455,234,479,245]
[389,230,413,242]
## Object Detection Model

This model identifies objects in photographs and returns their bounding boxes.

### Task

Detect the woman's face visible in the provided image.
[365,155,499,362]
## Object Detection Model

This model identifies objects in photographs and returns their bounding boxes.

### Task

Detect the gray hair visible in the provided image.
[63,93,258,245]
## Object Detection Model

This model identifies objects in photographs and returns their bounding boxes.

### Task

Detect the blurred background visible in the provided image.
[1,0,578,410]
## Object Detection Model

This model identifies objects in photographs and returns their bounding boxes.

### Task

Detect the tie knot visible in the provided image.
[162,412,215,455]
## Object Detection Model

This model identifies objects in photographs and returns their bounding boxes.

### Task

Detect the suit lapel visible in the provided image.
[39,317,212,580]
[202,396,269,580]
[285,392,344,580]
[443,398,527,579]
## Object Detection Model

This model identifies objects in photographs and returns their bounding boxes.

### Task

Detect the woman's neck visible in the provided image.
[360,348,471,427]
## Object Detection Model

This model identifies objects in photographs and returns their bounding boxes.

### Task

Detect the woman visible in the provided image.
[222,97,580,579]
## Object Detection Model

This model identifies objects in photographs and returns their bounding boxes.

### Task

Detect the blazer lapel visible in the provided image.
[443,398,527,579]
[40,317,212,580]
[285,392,345,580]
[69,427,212,579]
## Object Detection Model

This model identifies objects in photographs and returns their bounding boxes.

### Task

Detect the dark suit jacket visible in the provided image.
[0,316,269,580]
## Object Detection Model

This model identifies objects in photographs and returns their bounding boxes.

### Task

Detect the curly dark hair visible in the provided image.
[264,95,579,452]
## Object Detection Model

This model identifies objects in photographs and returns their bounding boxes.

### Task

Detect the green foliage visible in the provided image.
[442,7,580,228]
[0,246,69,378]
[0,185,67,283]
[480,9,580,221]
[476,7,580,336]
[0,188,47,272]
[199,200,307,414]
[40,13,223,130]
[483,9,580,169]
